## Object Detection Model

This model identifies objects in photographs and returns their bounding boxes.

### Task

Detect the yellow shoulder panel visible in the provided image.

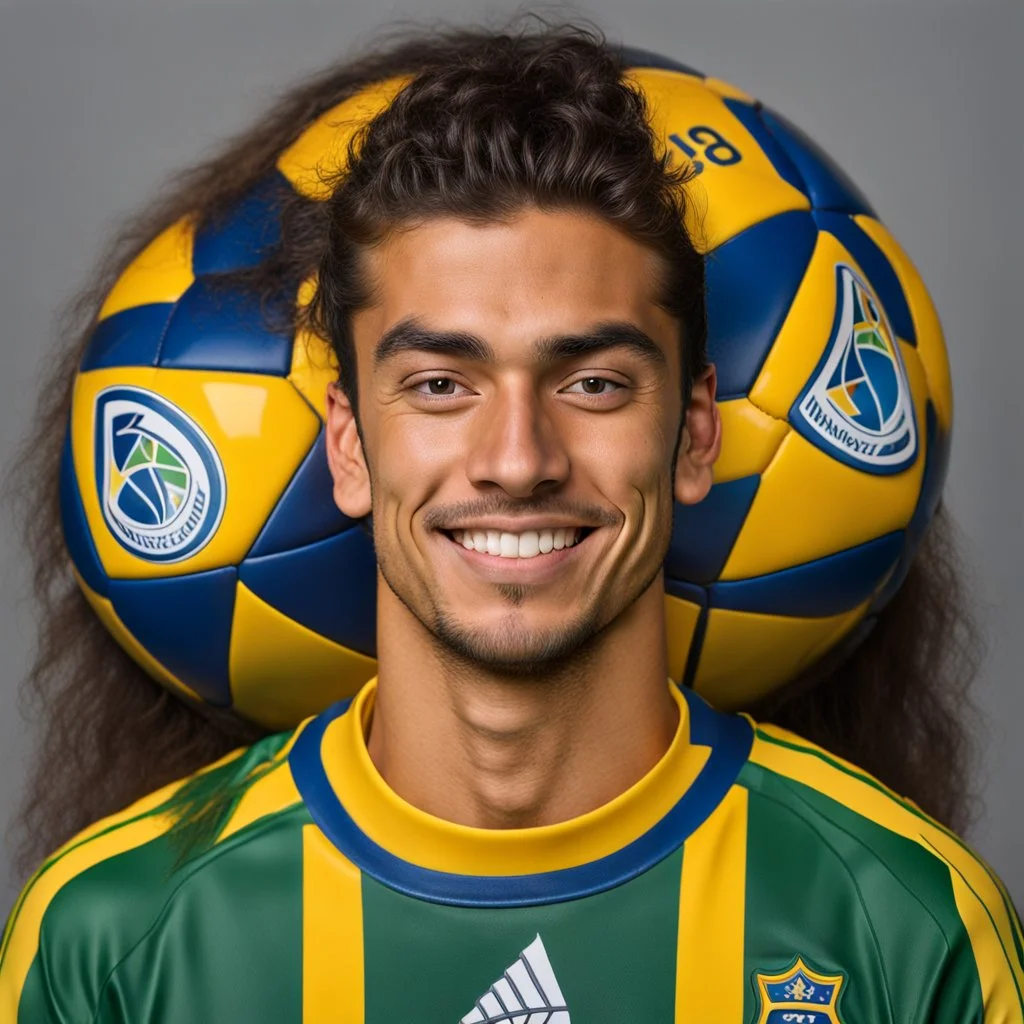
[216,731,303,843]
[750,725,1024,1011]
[0,747,246,1019]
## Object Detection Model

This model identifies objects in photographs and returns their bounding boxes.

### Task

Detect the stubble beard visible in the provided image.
[376,539,669,680]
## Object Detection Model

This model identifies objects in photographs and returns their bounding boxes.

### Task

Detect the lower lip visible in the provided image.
[442,532,588,579]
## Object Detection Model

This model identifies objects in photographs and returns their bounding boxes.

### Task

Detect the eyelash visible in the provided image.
[409,375,626,399]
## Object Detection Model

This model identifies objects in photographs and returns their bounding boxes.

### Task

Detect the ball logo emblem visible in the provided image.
[792,264,917,474]
[94,386,226,562]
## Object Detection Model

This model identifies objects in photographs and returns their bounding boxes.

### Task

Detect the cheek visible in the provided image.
[371,413,465,510]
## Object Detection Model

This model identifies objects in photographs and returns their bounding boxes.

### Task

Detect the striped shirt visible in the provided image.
[2,679,1021,1022]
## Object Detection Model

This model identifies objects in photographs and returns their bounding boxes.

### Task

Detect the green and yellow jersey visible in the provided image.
[3,680,1021,1022]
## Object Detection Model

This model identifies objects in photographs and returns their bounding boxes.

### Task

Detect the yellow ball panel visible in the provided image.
[277,77,413,200]
[289,327,337,421]
[230,582,377,730]
[694,600,869,709]
[747,230,853,420]
[98,218,195,321]
[715,398,790,483]
[854,215,953,433]
[664,593,703,682]
[628,68,808,251]
[721,402,925,581]
[73,367,320,579]
[74,569,203,704]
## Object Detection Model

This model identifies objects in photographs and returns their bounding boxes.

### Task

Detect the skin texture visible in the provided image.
[325,208,721,829]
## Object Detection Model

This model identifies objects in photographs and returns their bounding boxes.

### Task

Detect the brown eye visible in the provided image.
[414,377,463,396]
[564,376,622,396]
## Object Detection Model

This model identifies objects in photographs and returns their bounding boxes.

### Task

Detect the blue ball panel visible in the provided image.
[157,277,293,375]
[710,531,904,617]
[618,46,703,77]
[247,429,359,559]
[239,528,378,656]
[60,429,109,596]
[706,211,818,399]
[666,475,761,585]
[192,172,291,275]
[759,107,876,217]
[722,99,806,197]
[80,304,172,372]
[108,567,237,706]
[664,578,708,606]
[681,606,709,689]
[813,211,916,344]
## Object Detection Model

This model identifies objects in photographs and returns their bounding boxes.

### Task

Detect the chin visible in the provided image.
[429,608,605,675]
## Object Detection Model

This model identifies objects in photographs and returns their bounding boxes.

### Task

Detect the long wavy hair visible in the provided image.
[6,19,983,884]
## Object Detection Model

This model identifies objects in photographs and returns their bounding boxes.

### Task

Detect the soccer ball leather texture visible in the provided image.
[61,50,952,729]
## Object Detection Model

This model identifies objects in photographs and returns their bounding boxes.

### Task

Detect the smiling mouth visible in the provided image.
[445,527,591,559]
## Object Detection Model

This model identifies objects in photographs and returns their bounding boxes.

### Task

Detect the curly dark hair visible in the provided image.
[6,18,982,886]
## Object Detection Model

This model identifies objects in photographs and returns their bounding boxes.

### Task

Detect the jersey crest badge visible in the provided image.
[791,263,917,475]
[460,934,571,1023]
[95,386,226,563]
[753,956,846,1023]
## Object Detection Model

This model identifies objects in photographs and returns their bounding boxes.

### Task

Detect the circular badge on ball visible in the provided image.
[94,385,226,563]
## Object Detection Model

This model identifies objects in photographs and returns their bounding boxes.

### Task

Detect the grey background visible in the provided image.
[0,0,1020,916]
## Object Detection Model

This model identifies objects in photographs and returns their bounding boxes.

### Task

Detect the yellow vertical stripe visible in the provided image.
[676,785,748,1021]
[303,825,364,1023]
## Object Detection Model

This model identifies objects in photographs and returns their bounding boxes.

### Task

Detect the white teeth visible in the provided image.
[451,526,584,557]
[518,531,540,558]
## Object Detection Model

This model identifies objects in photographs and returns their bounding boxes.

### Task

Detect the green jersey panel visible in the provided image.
[2,681,1019,1023]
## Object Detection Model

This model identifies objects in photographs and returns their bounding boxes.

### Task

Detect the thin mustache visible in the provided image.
[421,498,619,531]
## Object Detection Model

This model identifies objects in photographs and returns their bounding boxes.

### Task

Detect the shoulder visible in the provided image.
[0,727,306,1023]
[737,719,1024,1020]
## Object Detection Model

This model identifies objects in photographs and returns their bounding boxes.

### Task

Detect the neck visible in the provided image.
[364,579,678,829]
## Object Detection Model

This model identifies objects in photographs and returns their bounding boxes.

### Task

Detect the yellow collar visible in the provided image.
[289,678,753,906]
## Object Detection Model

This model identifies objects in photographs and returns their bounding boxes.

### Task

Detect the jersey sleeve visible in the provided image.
[924,868,1024,1023]
[0,789,185,1023]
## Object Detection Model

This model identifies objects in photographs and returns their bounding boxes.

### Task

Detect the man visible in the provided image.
[3,26,1021,1023]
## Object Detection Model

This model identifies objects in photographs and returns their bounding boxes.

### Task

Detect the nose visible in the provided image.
[465,379,570,498]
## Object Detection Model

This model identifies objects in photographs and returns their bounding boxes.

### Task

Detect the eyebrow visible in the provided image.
[373,317,669,370]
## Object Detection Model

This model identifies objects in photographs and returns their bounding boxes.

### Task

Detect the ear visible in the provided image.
[325,382,372,518]
[674,365,722,506]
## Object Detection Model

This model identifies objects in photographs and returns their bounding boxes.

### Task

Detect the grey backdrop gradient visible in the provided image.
[0,0,1020,917]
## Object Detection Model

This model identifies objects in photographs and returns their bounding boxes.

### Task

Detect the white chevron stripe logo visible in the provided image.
[460,934,571,1023]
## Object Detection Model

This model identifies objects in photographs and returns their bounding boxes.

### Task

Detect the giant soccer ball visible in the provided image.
[61,50,951,729]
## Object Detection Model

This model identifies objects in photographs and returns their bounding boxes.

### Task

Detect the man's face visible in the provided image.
[326,208,719,670]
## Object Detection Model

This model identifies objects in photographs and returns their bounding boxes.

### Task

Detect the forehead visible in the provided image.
[355,208,676,354]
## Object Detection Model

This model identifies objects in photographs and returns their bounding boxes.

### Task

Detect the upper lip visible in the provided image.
[439,518,595,533]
